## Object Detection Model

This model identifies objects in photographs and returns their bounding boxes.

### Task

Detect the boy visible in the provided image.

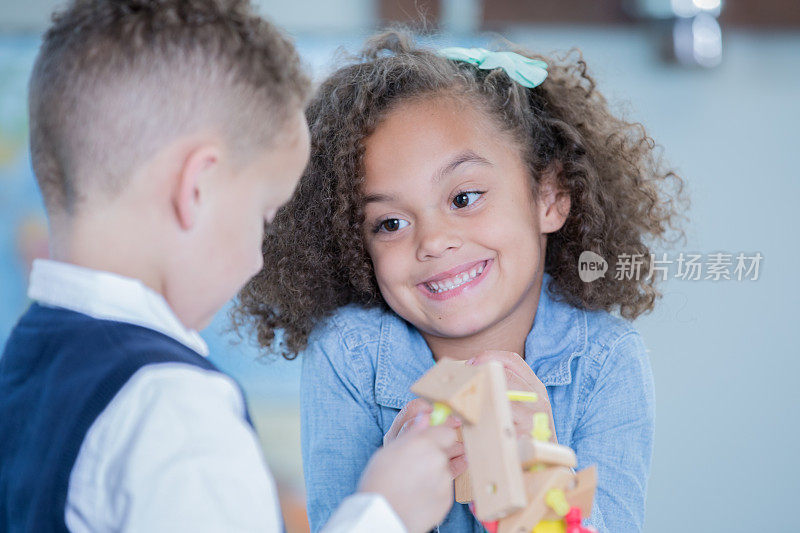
[0,0,458,532]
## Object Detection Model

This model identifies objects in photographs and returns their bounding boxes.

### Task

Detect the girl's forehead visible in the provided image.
[363,96,522,189]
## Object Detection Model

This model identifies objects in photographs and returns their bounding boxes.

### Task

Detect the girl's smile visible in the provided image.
[417,258,492,301]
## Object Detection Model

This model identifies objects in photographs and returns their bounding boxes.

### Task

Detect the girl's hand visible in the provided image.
[384,398,467,477]
[469,350,558,444]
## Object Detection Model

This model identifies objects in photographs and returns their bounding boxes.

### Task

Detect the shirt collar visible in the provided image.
[374,272,587,409]
[27,259,209,357]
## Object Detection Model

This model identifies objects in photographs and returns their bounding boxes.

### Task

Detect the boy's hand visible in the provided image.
[359,417,457,533]
[384,398,466,477]
[469,350,558,444]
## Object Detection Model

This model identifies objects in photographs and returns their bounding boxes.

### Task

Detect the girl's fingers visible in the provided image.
[385,398,432,443]
[449,454,468,478]
[391,404,464,445]
[444,415,462,429]
[444,440,464,460]
[503,369,529,391]
[397,412,428,438]
[411,412,431,430]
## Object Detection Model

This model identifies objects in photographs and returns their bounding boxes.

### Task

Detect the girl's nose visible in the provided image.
[415,219,462,261]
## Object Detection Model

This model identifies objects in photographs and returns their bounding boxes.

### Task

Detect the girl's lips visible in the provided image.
[421,259,489,284]
[417,259,493,301]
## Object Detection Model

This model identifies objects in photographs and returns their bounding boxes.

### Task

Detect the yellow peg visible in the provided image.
[533,520,566,533]
[507,390,539,402]
[532,412,552,442]
[430,402,452,426]
[545,488,570,517]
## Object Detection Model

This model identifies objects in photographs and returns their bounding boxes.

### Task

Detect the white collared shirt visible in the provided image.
[28,259,405,533]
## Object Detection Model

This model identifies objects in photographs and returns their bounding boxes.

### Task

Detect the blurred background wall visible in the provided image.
[1,1,798,531]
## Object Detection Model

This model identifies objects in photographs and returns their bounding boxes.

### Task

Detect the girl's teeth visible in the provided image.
[426,261,487,294]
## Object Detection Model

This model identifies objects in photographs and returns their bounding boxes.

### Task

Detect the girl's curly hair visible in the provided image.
[234,30,687,359]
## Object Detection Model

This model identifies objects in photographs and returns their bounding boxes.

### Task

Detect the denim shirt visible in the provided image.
[301,274,655,533]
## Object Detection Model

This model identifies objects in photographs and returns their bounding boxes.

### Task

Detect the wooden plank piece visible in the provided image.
[462,362,526,522]
[455,471,472,503]
[541,465,597,521]
[454,427,472,503]
[497,466,573,533]
[411,358,484,424]
[518,438,577,469]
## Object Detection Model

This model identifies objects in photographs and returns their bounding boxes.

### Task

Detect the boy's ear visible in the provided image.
[173,145,219,231]
[537,163,571,234]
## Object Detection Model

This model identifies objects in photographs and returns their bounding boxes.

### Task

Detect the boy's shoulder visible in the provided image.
[4,304,216,374]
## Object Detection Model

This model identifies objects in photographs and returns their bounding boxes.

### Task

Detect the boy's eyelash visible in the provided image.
[370,190,486,233]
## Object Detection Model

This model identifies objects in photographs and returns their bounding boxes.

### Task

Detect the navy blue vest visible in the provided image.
[0,303,246,532]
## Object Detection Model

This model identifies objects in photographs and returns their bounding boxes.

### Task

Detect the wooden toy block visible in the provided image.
[497,466,573,533]
[542,466,597,521]
[413,357,599,530]
[455,471,472,503]
[411,358,484,424]
[454,427,472,503]
[460,361,526,521]
[518,438,578,469]
[413,360,526,521]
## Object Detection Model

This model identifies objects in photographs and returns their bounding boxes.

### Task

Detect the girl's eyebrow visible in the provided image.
[364,150,492,205]
[435,150,492,182]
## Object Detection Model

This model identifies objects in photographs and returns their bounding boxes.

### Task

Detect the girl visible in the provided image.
[237,31,685,532]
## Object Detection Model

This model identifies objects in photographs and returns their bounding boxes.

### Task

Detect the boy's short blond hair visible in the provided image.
[29,0,310,215]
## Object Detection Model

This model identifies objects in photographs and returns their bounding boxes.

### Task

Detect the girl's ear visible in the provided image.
[537,163,571,234]
[172,145,219,231]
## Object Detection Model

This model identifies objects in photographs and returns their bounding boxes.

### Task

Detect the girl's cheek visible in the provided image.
[483,208,533,241]
[373,249,405,288]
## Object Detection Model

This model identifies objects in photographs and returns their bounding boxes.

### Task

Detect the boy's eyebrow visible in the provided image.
[363,150,492,205]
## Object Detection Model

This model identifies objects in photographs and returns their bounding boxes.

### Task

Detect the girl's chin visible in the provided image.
[419,316,494,341]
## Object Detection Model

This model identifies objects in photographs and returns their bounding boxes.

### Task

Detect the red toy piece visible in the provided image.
[564,506,598,533]
[469,501,499,533]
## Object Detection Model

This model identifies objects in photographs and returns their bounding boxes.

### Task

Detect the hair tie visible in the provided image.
[437,46,548,88]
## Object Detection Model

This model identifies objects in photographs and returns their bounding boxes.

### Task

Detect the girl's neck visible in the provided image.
[420,276,543,362]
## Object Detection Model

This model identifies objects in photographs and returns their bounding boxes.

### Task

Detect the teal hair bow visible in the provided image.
[437,47,548,88]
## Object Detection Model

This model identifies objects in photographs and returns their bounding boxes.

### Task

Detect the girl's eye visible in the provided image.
[376,218,409,233]
[452,191,483,209]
